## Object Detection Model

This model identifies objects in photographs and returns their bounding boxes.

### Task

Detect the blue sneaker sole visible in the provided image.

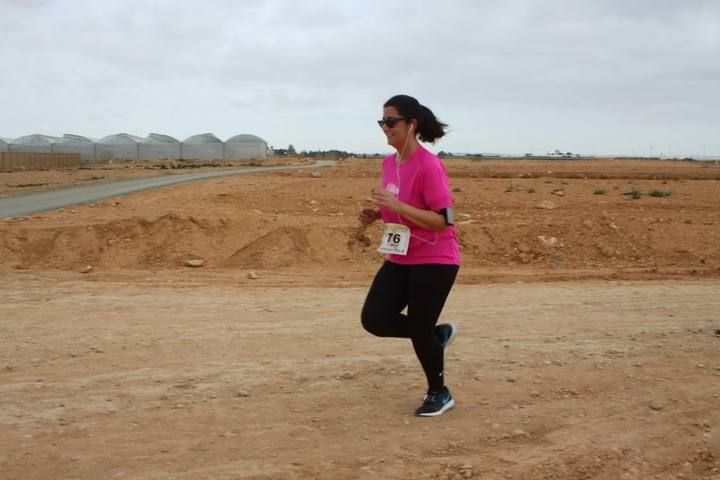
[416,398,455,417]
[443,323,458,363]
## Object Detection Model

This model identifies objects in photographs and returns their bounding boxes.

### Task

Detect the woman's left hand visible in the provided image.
[371,188,403,213]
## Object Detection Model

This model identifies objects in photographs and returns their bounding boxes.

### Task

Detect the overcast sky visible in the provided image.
[2,0,719,157]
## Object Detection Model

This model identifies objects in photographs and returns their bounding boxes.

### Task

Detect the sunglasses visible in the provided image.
[377,116,407,128]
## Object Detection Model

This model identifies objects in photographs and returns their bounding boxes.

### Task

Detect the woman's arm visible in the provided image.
[371,189,448,231]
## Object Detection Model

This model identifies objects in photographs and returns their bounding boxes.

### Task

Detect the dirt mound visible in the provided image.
[2,214,223,269]
[223,225,375,269]
[1,213,383,271]
[0,158,719,281]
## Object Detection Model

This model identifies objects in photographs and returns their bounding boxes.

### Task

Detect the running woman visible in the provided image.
[360,94,460,417]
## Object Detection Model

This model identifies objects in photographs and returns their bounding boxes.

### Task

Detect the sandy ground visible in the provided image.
[1,158,720,479]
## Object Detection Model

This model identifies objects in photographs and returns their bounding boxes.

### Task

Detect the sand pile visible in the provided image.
[1,158,719,281]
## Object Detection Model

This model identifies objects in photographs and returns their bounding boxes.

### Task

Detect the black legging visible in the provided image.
[361,261,459,390]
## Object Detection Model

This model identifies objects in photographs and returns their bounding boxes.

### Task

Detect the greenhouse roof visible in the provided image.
[183,133,222,144]
[142,133,180,144]
[56,134,94,144]
[226,134,266,144]
[98,133,143,144]
[11,134,60,145]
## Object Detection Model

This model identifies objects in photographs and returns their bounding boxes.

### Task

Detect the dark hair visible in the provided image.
[383,94,448,143]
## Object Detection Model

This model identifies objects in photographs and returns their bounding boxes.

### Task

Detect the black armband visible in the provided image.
[436,207,455,225]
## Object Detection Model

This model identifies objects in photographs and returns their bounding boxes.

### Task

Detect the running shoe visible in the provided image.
[415,387,455,417]
[436,323,458,362]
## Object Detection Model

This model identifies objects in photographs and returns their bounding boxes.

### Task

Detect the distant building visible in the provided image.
[0,131,270,162]
[224,134,268,160]
[181,133,224,161]
[53,134,96,163]
[96,133,143,161]
[140,133,181,161]
[9,134,60,153]
[273,148,289,156]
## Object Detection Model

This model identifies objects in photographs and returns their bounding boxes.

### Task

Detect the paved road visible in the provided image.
[0,161,335,219]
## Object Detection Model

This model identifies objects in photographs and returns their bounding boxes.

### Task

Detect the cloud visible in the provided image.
[1,0,718,156]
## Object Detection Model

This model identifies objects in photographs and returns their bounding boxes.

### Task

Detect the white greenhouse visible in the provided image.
[140,133,181,161]
[96,133,142,161]
[53,134,96,163]
[225,134,268,160]
[181,133,224,161]
[9,134,59,153]
[2,130,270,162]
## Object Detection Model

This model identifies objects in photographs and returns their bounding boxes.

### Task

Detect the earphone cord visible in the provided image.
[394,128,438,246]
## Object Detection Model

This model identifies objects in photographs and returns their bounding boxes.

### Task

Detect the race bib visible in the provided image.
[377,223,410,256]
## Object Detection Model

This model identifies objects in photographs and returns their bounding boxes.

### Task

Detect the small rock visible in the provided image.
[459,464,474,478]
[80,265,93,274]
[338,372,355,380]
[534,200,557,210]
[452,187,462,193]
[247,271,260,280]
[184,259,205,268]
[517,243,532,253]
[236,390,250,398]
[551,189,565,196]
[537,235,558,247]
[310,171,322,178]
[648,399,665,411]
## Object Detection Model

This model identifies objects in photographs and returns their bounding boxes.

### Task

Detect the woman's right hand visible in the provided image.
[358,208,380,226]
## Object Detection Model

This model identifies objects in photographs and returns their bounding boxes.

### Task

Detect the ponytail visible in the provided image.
[417,104,447,143]
[383,94,448,144]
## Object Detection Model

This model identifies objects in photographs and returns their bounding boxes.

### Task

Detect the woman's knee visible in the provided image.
[361,305,385,336]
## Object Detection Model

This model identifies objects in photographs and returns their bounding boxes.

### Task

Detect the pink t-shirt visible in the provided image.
[380,145,461,266]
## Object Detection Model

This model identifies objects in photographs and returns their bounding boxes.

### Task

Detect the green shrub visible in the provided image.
[649,190,671,198]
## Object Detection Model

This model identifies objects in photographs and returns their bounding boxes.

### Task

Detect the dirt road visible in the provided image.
[0,161,333,218]
[1,157,719,478]
[1,273,719,479]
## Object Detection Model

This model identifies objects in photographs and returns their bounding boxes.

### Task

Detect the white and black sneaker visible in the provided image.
[415,387,455,417]
[435,323,458,363]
